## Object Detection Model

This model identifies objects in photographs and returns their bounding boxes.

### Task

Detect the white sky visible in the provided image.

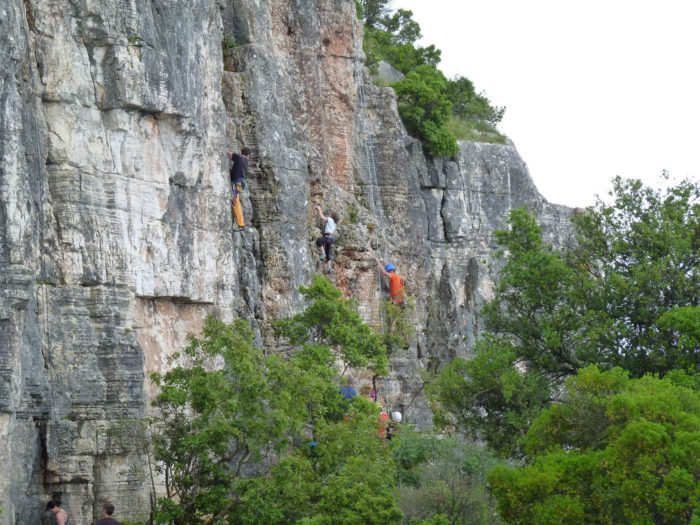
[394,0,700,207]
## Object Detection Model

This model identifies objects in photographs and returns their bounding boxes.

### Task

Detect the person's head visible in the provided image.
[103,503,115,517]
[385,263,396,273]
[329,211,339,222]
[345,375,354,386]
[241,147,251,158]
[46,501,61,513]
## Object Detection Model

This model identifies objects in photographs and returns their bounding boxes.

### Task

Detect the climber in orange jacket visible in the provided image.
[374,256,406,333]
[373,256,405,309]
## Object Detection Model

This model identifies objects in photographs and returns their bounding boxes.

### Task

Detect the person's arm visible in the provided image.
[56,511,67,525]
[374,256,390,277]
[316,205,327,222]
[227,149,233,160]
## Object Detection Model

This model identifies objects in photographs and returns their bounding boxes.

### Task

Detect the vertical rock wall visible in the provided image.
[0,0,572,522]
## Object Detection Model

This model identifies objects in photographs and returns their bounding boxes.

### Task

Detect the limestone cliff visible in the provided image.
[0,0,571,522]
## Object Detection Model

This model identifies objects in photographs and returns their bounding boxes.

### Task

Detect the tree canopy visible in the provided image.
[430,177,700,457]
[149,277,404,524]
[488,366,700,525]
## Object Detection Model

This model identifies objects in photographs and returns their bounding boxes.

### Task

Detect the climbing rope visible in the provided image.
[351,12,400,415]
[350,14,390,324]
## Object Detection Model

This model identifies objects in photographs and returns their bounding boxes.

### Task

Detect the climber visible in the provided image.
[373,256,405,310]
[339,375,357,400]
[227,147,251,232]
[385,411,402,441]
[315,205,339,273]
[46,500,69,525]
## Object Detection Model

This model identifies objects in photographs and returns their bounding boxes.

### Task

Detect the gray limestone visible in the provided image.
[0,0,572,522]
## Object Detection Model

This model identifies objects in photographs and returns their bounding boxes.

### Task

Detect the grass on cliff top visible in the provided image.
[446,116,507,145]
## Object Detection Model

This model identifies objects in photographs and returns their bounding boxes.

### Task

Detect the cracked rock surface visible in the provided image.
[1,0,571,522]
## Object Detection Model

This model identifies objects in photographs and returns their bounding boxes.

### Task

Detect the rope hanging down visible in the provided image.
[351,13,394,410]
[350,15,389,315]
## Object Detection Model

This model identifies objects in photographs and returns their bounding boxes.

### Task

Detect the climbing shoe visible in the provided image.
[233,225,245,232]
[324,267,332,274]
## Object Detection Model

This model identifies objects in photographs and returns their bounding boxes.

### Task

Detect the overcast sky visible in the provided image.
[394,0,700,207]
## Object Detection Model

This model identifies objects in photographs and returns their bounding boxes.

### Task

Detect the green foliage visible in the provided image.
[356,0,391,29]
[445,76,504,127]
[381,296,416,350]
[571,176,700,376]
[445,116,506,145]
[150,317,315,523]
[357,1,504,153]
[273,275,389,375]
[150,278,398,523]
[233,398,402,524]
[427,338,552,458]
[222,34,238,70]
[392,65,458,156]
[488,367,700,525]
[444,77,505,143]
[394,429,503,524]
[430,177,700,457]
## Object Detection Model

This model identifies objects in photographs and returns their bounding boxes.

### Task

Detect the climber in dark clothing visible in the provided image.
[227,147,251,231]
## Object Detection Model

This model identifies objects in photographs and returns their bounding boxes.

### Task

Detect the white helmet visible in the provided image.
[391,411,402,423]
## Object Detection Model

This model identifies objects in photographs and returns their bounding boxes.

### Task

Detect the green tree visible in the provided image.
[355,0,391,29]
[445,76,504,128]
[394,429,503,524]
[392,65,458,156]
[357,1,505,150]
[571,176,700,376]
[150,318,316,523]
[430,177,700,457]
[273,275,389,376]
[150,277,398,523]
[488,366,700,525]
[233,397,402,524]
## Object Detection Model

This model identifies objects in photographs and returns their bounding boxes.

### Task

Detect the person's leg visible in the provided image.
[325,237,333,270]
[323,237,334,272]
[232,185,245,227]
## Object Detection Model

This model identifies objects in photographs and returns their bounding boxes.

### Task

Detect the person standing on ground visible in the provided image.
[316,205,339,273]
[95,502,121,525]
[227,147,251,232]
[46,501,69,525]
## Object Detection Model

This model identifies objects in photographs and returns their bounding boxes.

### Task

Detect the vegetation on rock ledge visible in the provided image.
[355,0,506,154]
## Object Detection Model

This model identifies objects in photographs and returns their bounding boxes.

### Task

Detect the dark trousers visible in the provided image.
[316,235,333,261]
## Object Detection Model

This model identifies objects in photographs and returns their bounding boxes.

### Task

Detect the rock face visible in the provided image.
[0,0,571,522]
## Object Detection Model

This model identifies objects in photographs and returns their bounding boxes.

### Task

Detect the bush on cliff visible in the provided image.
[356,0,506,152]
